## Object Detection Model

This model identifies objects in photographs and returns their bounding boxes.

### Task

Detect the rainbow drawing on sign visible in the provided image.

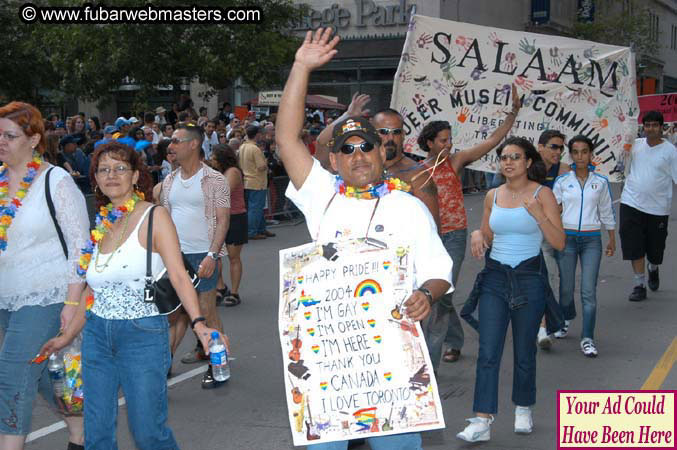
[361,302,370,311]
[353,407,377,432]
[307,328,315,336]
[320,382,328,391]
[384,372,392,381]
[297,276,303,284]
[299,290,319,307]
[383,261,391,270]
[304,311,312,320]
[367,319,376,328]
[354,279,382,297]
[312,345,320,354]
[373,335,382,344]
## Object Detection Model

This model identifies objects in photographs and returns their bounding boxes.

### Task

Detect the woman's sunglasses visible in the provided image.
[499,153,524,161]
[337,141,375,155]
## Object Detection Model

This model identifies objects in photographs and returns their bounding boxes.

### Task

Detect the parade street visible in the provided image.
[26,185,677,450]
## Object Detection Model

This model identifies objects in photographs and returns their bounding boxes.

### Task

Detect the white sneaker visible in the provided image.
[514,406,533,434]
[457,416,493,442]
[580,338,598,357]
[554,320,570,339]
[537,327,552,349]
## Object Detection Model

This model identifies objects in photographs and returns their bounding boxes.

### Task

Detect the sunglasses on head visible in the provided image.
[337,141,375,155]
[499,153,524,161]
[377,128,403,136]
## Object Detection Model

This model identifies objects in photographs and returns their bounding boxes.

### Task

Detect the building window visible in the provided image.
[672,25,677,50]
[649,11,659,43]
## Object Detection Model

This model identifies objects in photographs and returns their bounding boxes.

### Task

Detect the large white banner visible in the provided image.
[392,15,639,182]
[279,239,444,446]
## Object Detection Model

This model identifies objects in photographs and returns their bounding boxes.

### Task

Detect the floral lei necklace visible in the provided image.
[77,191,143,277]
[0,153,42,252]
[334,175,411,199]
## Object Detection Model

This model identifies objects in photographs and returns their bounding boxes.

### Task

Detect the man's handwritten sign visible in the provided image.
[279,240,444,446]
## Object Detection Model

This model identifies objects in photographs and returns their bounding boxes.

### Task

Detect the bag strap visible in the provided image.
[145,205,158,286]
[45,167,69,259]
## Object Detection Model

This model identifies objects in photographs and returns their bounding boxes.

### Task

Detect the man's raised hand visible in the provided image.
[347,93,371,117]
[295,27,340,71]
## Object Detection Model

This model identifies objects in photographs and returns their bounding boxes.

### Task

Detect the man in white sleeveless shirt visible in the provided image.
[162,123,231,388]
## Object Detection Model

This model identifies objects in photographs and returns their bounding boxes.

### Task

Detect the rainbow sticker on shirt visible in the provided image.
[354,279,382,297]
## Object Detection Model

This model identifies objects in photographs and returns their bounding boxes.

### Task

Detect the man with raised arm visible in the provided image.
[315,96,441,228]
[276,28,453,450]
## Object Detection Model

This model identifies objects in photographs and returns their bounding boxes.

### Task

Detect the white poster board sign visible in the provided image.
[391,15,639,182]
[279,240,444,446]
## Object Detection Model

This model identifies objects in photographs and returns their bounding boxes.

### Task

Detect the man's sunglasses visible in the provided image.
[337,141,375,155]
[545,144,565,151]
[377,128,403,136]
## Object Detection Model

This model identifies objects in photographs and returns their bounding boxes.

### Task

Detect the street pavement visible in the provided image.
[26,185,677,450]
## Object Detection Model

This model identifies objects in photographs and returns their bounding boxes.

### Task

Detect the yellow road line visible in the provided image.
[642,336,677,390]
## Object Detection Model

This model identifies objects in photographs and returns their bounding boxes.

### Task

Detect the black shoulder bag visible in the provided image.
[45,167,68,259]
[143,206,200,314]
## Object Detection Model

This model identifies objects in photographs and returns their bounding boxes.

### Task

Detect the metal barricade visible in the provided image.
[265,176,304,226]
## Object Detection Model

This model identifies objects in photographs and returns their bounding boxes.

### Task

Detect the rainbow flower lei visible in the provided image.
[335,176,411,200]
[0,153,42,252]
[77,192,143,277]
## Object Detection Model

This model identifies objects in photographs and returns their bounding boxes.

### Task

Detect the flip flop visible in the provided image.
[224,293,241,307]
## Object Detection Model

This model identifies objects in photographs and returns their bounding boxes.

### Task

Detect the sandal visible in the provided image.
[224,293,241,307]
[216,287,230,305]
[443,348,461,363]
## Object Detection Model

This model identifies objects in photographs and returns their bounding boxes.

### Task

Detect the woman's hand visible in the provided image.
[37,334,71,359]
[194,322,230,356]
[523,195,547,224]
[470,229,489,258]
[346,93,371,118]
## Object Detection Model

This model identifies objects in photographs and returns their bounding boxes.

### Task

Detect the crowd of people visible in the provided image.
[1,27,677,450]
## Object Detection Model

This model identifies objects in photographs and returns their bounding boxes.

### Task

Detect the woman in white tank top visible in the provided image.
[41,142,225,449]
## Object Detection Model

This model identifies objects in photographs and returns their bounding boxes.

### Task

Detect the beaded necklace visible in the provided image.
[334,176,410,199]
[77,192,142,277]
[0,153,42,252]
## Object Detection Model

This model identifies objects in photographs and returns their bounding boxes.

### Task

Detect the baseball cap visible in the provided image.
[155,106,166,114]
[331,116,381,152]
[59,134,79,146]
[129,116,140,124]
[103,125,117,134]
[114,117,131,129]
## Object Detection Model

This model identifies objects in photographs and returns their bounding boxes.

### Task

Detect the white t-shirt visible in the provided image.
[202,132,219,160]
[286,159,454,292]
[168,170,211,253]
[620,138,677,216]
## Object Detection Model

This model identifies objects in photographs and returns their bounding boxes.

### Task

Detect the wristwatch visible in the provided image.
[191,316,206,329]
[207,251,218,260]
[416,287,434,305]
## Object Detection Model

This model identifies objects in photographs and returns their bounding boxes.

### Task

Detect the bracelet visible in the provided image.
[191,316,207,329]
[64,301,80,306]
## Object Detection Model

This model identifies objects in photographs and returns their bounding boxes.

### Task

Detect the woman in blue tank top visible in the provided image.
[457,137,565,443]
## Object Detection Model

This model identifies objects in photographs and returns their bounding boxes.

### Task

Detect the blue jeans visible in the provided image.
[473,256,546,414]
[307,432,422,450]
[422,229,466,372]
[245,188,267,237]
[83,312,178,450]
[556,235,602,339]
[0,303,62,435]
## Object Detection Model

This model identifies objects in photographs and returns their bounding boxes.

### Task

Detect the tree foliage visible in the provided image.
[1,0,302,105]
[571,0,656,57]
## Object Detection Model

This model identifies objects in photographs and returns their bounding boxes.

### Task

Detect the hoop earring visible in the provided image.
[94,185,100,195]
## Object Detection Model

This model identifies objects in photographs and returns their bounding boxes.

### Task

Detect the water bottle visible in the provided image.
[48,352,66,397]
[209,331,230,382]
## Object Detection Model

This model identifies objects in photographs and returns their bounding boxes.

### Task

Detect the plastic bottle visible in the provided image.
[48,352,66,397]
[209,331,230,382]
